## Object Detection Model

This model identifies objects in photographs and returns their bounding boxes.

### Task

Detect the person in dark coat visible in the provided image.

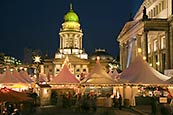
[118,94,122,110]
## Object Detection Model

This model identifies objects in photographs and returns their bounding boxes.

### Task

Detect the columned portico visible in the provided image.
[117,0,173,74]
[165,31,170,69]
[169,23,173,68]
[143,30,148,62]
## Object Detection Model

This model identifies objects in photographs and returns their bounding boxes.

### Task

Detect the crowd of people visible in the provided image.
[1,90,123,115]
[51,90,122,112]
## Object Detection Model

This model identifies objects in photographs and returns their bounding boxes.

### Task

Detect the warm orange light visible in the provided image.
[156,61,160,65]
[1,87,9,93]
[34,56,41,63]
[143,56,146,60]
[96,56,100,61]
[138,48,142,53]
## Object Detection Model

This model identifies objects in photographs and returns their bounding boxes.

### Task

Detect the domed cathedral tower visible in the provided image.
[53,4,89,78]
[55,3,88,59]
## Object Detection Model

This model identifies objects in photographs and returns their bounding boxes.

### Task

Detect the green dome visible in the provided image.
[64,4,79,22]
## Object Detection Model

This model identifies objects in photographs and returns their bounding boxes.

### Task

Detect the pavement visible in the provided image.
[131,105,151,115]
[30,105,144,115]
[132,104,173,115]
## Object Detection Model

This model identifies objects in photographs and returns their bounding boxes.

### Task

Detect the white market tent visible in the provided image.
[0,69,21,83]
[19,70,33,83]
[39,73,48,83]
[13,69,29,83]
[119,55,171,84]
[0,69,31,90]
[50,64,79,84]
[109,69,119,80]
[81,60,116,85]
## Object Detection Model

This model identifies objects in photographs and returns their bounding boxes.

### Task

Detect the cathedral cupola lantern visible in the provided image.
[55,3,88,60]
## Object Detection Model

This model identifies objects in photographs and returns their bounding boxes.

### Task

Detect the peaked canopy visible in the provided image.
[119,55,171,84]
[12,69,28,83]
[109,69,119,79]
[19,70,33,83]
[0,87,32,102]
[0,69,21,83]
[81,61,116,85]
[39,73,47,83]
[50,64,79,84]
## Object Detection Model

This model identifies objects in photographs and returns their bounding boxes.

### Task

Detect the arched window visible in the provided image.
[161,36,166,49]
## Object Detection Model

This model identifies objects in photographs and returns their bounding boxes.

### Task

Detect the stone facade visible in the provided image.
[117,0,173,73]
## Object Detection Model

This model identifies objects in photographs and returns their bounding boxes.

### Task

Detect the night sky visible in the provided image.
[0,0,143,61]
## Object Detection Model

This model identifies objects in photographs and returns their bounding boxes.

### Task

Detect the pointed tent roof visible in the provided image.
[81,61,116,85]
[12,69,28,83]
[50,64,79,84]
[119,55,171,84]
[0,69,21,83]
[19,70,33,83]
[39,73,47,83]
[109,69,119,79]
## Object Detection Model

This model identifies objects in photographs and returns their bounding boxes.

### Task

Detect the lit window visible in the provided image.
[154,40,158,52]
[148,43,151,53]
[161,36,166,49]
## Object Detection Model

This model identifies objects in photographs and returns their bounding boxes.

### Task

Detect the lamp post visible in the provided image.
[33,56,41,84]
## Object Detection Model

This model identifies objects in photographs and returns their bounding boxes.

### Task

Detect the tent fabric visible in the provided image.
[13,69,29,83]
[150,67,171,81]
[0,87,32,102]
[39,73,47,83]
[109,69,119,79]
[81,61,116,84]
[50,64,79,84]
[19,70,33,83]
[119,55,170,84]
[164,77,173,84]
[0,69,21,83]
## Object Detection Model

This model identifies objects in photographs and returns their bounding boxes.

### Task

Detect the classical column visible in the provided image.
[136,34,142,49]
[136,34,142,57]
[165,31,170,69]
[120,44,124,70]
[124,43,128,70]
[152,54,156,69]
[80,36,82,49]
[143,31,149,62]
[159,51,162,72]
[169,24,173,68]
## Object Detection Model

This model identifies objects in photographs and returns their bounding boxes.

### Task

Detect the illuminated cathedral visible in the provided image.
[42,4,114,78]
